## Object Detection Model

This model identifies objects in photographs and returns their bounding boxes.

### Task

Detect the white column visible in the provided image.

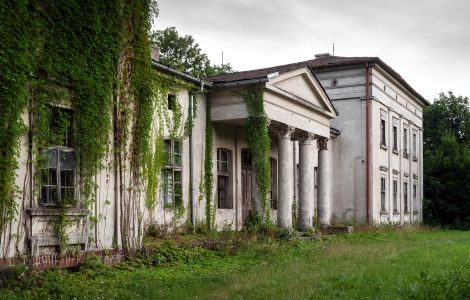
[317,137,331,226]
[277,125,295,229]
[299,132,315,231]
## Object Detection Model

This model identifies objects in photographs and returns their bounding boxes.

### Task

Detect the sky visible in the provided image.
[153,0,470,101]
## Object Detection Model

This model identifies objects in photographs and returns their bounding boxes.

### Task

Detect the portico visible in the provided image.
[210,66,337,230]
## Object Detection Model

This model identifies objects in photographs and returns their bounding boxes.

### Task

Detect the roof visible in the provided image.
[151,60,212,89]
[206,56,430,106]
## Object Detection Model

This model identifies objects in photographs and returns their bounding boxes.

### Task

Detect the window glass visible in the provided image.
[393,126,398,151]
[174,140,182,167]
[404,182,408,213]
[393,180,398,212]
[380,177,386,211]
[164,140,172,166]
[217,148,232,209]
[381,119,386,146]
[39,107,76,207]
[270,158,277,209]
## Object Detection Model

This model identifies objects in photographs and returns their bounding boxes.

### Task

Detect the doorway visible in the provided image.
[241,149,253,225]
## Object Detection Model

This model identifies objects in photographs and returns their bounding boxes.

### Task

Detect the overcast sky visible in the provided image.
[154,0,470,101]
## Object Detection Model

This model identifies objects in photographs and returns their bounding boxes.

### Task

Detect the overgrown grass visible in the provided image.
[1,228,469,299]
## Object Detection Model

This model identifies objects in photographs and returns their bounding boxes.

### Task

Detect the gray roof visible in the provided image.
[206,56,429,106]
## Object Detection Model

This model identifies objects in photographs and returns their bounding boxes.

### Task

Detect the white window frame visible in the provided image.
[163,139,182,207]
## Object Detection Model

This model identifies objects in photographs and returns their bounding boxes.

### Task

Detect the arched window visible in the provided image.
[217,148,233,209]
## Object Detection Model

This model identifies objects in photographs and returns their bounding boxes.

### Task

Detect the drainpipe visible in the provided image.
[365,63,371,224]
[189,93,196,232]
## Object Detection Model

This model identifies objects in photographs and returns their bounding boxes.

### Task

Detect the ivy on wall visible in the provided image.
[0,1,31,238]
[144,71,199,214]
[204,98,215,229]
[242,86,272,223]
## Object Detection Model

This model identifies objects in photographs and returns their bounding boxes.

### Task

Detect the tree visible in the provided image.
[152,27,233,78]
[423,91,470,228]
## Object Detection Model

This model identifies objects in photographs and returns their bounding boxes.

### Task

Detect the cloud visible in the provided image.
[154,0,470,100]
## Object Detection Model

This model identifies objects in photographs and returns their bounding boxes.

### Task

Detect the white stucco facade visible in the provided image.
[0,55,428,260]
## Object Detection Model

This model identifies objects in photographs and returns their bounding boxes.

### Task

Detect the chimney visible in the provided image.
[151,44,160,61]
[315,53,331,59]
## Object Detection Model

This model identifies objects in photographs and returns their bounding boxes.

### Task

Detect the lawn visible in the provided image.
[1,228,470,299]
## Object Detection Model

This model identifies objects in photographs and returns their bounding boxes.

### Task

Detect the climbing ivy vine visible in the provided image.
[0,1,31,238]
[204,98,215,229]
[242,86,272,223]
[143,71,199,214]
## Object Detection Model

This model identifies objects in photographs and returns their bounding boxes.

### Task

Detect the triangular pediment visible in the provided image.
[267,68,337,118]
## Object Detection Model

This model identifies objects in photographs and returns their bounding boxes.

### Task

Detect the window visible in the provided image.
[380,177,386,212]
[403,127,408,157]
[314,167,318,209]
[167,94,176,110]
[413,183,418,213]
[270,158,277,209]
[217,148,233,209]
[403,182,409,213]
[163,139,182,206]
[380,120,386,147]
[393,180,398,213]
[393,125,398,151]
[40,107,76,207]
[412,131,418,160]
[380,110,387,147]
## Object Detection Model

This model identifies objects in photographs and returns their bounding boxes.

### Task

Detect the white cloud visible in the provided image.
[154,0,470,100]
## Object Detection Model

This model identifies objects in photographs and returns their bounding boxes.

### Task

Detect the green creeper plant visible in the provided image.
[242,86,272,224]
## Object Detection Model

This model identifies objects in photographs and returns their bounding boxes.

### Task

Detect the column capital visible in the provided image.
[298,132,315,145]
[318,137,329,150]
[277,125,296,139]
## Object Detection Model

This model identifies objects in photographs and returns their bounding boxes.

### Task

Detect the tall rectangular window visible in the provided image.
[380,110,387,147]
[393,180,398,212]
[381,119,386,147]
[380,177,386,212]
[167,94,176,110]
[403,182,409,213]
[412,131,418,160]
[393,125,398,151]
[413,183,417,213]
[217,148,233,209]
[163,139,182,206]
[270,158,278,209]
[40,107,76,206]
[403,127,408,157]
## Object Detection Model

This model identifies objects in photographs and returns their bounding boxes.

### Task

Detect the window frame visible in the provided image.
[167,93,176,111]
[403,126,409,158]
[162,139,183,207]
[380,176,387,213]
[403,181,409,214]
[39,106,76,207]
[393,179,398,213]
[392,117,399,153]
[269,157,278,210]
[412,130,418,161]
[380,110,387,149]
[217,148,233,209]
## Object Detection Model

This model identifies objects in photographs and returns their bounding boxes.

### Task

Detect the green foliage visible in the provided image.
[152,27,233,78]
[0,0,31,236]
[405,269,470,299]
[423,91,470,228]
[143,71,198,211]
[204,99,215,228]
[3,229,470,299]
[242,86,271,222]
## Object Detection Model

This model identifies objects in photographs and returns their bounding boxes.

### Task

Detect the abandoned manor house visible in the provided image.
[1,52,429,263]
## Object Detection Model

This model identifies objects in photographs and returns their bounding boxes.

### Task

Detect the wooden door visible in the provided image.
[241,169,253,224]
[241,149,253,225]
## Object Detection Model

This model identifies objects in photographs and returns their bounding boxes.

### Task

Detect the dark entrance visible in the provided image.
[241,149,254,225]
